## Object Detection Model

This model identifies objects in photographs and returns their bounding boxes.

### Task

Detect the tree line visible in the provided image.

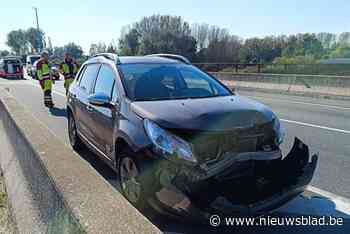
[1,27,84,60]
[118,15,350,64]
[2,15,350,64]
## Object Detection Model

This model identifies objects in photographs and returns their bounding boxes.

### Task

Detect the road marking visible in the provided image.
[245,95,350,111]
[308,186,350,214]
[281,119,350,134]
[53,90,66,97]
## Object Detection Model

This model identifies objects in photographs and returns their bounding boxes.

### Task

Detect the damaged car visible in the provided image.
[66,53,318,221]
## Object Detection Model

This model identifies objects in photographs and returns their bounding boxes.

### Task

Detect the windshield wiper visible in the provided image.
[133,94,229,102]
[133,97,171,101]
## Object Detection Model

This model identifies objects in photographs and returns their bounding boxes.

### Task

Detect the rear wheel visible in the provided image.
[68,114,82,150]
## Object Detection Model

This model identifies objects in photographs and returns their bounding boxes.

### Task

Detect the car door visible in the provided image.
[75,63,101,146]
[90,64,118,158]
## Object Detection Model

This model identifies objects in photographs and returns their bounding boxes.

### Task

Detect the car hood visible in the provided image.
[130,95,275,131]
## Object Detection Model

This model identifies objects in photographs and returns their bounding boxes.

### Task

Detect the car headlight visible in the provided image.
[143,119,197,164]
[273,117,285,145]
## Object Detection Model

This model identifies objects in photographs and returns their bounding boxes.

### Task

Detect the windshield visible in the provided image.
[118,63,231,101]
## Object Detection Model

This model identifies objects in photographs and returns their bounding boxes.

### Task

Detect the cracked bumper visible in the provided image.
[148,138,318,221]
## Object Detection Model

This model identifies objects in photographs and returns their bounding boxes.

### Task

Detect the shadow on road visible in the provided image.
[49,107,67,117]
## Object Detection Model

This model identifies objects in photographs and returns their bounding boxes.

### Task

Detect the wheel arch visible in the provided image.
[66,105,73,117]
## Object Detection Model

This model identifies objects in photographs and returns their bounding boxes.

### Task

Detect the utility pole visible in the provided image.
[33,7,40,31]
[33,7,41,53]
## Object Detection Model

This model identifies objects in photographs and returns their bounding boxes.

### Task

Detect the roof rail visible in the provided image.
[146,54,191,64]
[93,53,121,64]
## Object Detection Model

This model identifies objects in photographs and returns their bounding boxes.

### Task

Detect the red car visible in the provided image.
[0,56,24,79]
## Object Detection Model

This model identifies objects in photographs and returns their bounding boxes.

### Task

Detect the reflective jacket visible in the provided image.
[36,59,50,81]
[59,60,79,80]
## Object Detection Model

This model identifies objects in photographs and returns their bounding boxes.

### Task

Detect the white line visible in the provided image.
[281,119,350,134]
[245,95,350,111]
[308,186,350,204]
[53,90,66,97]
[307,186,350,214]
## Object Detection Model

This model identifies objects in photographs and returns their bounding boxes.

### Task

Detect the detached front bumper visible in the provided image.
[148,138,318,221]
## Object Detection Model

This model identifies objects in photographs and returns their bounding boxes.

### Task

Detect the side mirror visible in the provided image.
[88,93,114,108]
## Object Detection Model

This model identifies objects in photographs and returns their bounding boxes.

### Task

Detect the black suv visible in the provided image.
[67,53,317,220]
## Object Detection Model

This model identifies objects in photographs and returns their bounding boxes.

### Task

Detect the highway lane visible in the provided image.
[237,90,350,198]
[1,78,350,198]
[0,77,350,233]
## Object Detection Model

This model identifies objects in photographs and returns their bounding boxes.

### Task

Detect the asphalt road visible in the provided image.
[0,76,349,233]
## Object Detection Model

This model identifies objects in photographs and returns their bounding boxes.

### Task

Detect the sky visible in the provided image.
[0,0,349,53]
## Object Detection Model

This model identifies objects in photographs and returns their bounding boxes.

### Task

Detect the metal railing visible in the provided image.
[194,63,350,76]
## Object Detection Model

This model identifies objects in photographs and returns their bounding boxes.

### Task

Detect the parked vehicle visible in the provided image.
[66,53,318,221]
[26,54,41,77]
[0,56,24,79]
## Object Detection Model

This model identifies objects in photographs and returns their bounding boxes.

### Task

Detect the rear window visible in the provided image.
[5,59,21,64]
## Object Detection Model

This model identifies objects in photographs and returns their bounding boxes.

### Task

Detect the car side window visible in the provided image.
[79,64,100,94]
[76,65,86,83]
[94,64,116,98]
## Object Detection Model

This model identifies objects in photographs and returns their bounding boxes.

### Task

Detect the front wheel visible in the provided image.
[68,114,82,150]
[118,154,148,210]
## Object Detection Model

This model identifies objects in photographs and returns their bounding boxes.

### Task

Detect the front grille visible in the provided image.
[169,121,275,164]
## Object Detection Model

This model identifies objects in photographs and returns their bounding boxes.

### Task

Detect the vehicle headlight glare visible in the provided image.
[144,119,197,163]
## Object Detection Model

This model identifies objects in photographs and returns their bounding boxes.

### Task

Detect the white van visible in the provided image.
[26,55,41,77]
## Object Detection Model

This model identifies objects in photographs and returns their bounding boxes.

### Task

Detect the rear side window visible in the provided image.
[94,64,115,98]
[79,64,100,94]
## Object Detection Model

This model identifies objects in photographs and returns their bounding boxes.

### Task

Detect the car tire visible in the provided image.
[118,153,148,210]
[68,114,82,150]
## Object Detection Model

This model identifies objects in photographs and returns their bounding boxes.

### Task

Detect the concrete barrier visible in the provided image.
[212,72,350,99]
[0,89,161,234]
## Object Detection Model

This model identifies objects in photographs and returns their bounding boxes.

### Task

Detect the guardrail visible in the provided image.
[0,89,161,234]
[211,72,350,99]
[194,63,350,76]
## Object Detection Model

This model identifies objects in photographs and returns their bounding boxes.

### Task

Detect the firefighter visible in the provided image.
[37,51,54,108]
[60,52,80,95]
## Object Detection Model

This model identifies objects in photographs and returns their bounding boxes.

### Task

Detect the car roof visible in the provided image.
[86,55,181,65]
[2,56,21,61]
[119,56,181,64]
